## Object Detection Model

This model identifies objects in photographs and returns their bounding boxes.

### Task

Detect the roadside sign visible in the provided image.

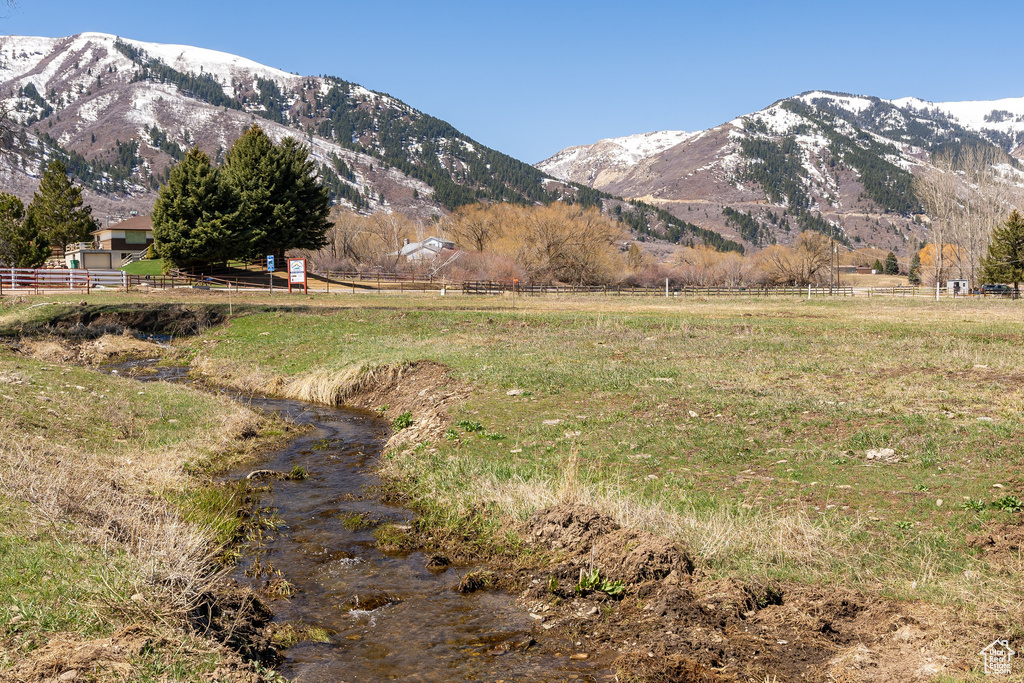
[288,258,307,294]
[267,255,275,272]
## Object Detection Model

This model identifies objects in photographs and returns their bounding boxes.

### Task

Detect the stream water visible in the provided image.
[110,360,614,682]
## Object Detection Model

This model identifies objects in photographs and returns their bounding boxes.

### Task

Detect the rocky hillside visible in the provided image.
[538,90,1024,255]
[0,32,572,224]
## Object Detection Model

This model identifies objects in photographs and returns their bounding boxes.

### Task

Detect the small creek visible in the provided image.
[108,359,614,682]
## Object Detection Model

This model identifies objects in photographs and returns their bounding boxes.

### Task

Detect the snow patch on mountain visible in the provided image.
[798,91,875,114]
[96,33,303,93]
[0,35,63,80]
[893,95,1024,134]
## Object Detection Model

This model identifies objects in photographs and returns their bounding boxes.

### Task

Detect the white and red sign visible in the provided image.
[287,258,307,293]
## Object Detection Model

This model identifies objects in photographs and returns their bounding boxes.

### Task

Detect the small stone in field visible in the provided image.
[688,410,698,418]
[936,499,943,507]
[507,389,526,396]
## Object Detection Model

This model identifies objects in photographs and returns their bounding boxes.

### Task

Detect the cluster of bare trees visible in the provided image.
[624,233,835,288]
[308,200,848,287]
[305,203,627,285]
[445,203,626,284]
[308,208,423,272]
[915,147,1024,286]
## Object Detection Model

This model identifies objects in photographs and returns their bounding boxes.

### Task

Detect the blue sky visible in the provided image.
[3,0,1021,163]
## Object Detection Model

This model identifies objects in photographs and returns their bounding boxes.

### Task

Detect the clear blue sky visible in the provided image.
[3,0,1021,163]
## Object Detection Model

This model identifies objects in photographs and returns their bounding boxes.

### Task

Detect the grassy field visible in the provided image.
[2,290,1023,674]
[114,290,1018,614]
[0,321,287,679]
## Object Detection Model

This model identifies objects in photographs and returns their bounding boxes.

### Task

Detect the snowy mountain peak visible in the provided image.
[537,130,696,184]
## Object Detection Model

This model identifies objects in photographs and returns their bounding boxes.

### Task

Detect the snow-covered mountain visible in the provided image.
[803,91,1024,156]
[538,130,699,186]
[537,90,1024,254]
[0,32,564,221]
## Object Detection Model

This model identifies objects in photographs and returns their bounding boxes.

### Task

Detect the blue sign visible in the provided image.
[267,255,275,272]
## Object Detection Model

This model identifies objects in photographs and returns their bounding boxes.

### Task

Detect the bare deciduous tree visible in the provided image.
[916,147,1024,286]
[755,232,831,285]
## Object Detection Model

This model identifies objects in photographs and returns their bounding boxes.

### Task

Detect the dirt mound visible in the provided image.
[35,304,224,338]
[509,503,980,681]
[20,334,163,365]
[593,528,693,583]
[0,624,149,682]
[525,505,621,550]
[967,521,1024,568]
[343,361,470,450]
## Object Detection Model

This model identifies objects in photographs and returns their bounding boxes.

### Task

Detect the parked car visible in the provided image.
[979,284,1012,296]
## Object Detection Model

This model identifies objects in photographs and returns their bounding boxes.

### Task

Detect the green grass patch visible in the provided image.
[121,258,165,276]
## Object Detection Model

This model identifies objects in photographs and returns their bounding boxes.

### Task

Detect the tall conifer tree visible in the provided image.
[26,160,98,253]
[982,210,1024,296]
[0,193,50,267]
[884,251,899,275]
[152,148,239,268]
[223,125,329,259]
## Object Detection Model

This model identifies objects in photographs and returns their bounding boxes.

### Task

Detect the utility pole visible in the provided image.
[829,223,835,296]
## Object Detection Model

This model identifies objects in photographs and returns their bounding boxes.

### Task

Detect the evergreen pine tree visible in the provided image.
[884,251,899,275]
[152,148,240,268]
[0,193,50,268]
[908,253,922,285]
[982,210,1024,296]
[223,125,330,260]
[872,258,884,273]
[25,160,98,253]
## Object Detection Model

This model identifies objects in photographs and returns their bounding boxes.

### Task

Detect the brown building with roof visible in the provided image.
[91,215,154,251]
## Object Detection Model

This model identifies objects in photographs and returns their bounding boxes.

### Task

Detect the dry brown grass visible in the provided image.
[0,349,280,657]
[282,363,406,405]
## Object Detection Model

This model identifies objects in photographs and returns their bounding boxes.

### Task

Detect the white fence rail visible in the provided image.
[0,268,130,292]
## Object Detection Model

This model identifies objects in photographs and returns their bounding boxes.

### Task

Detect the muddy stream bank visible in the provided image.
[114,360,615,683]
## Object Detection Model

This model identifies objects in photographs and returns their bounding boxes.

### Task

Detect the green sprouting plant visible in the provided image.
[287,465,308,480]
[375,404,389,416]
[392,412,414,430]
[992,495,1023,513]
[484,432,506,441]
[455,419,484,433]
[895,521,913,530]
[960,499,986,511]
[576,568,601,594]
[575,568,626,597]
[913,484,930,492]
[547,575,559,594]
[444,428,459,441]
